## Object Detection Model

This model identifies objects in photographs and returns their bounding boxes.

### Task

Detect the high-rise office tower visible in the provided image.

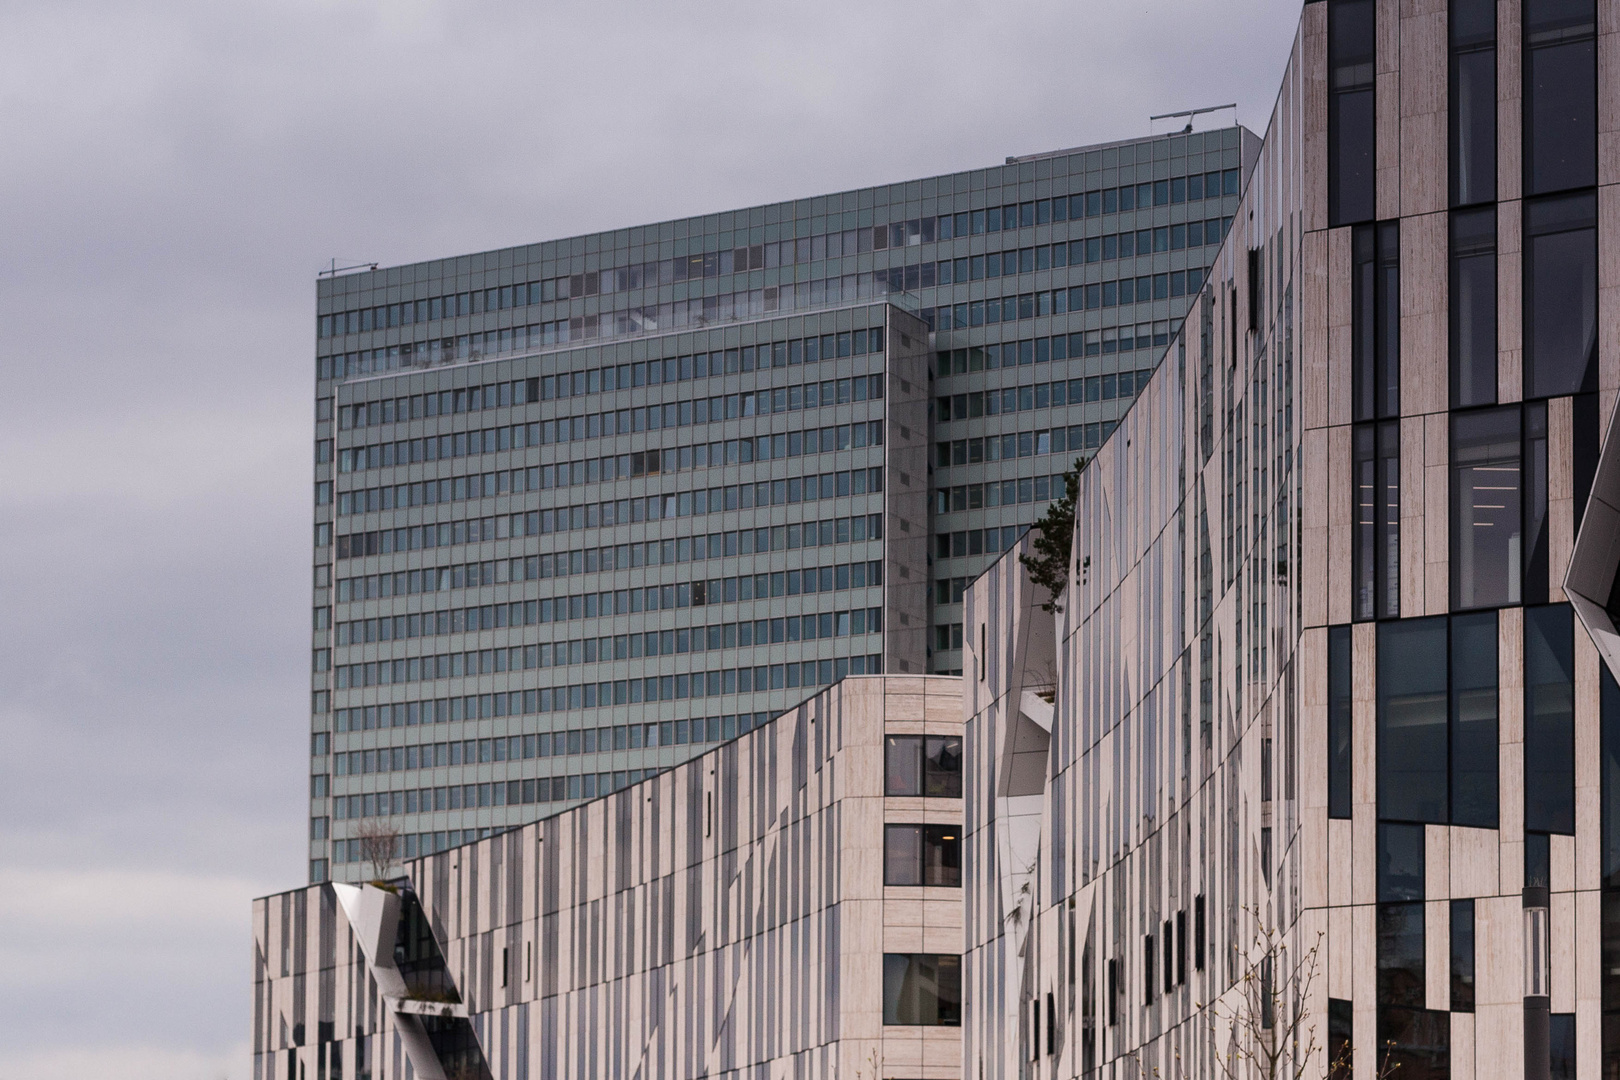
[310,127,1257,881]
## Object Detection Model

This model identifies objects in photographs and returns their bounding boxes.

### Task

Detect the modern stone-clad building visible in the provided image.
[960,0,1620,1078]
[254,676,965,1080]
[308,127,1254,880]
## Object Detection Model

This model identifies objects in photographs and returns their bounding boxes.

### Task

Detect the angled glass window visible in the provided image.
[1449,207,1497,407]
[1524,191,1597,399]
[1378,620,1449,823]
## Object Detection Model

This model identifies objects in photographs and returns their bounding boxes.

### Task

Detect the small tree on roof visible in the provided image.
[1019,456,1087,613]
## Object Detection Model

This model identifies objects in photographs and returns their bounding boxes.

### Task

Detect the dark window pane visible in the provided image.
[1377,902,1426,1005]
[1329,626,1354,819]
[1329,998,1354,1080]
[1451,407,1523,609]
[1450,898,1476,1011]
[1378,1005,1450,1080]
[1450,0,1497,205]
[1525,403,1550,604]
[1524,191,1598,399]
[1450,611,1499,827]
[1379,822,1427,902]
[1550,1013,1577,1080]
[1330,0,1378,225]
[882,953,961,1025]
[924,735,963,797]
[1449,207,1498,406]
[884,825,923,885]
[1353,423,1401,619]
[1352,226,1376,419]
[1601,669,1620,887]
[885,735,922,796]
[1525,604,1576,834]
[1602,894,1620,1025]
[1524,0,1596,195]
[1378,620,1449,822]
[923,824,962,887]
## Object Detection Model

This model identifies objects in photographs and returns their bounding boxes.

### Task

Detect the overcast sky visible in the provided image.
[0,1,1300,1075]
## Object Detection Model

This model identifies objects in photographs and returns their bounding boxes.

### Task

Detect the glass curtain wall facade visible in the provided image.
[309,130,1254,880]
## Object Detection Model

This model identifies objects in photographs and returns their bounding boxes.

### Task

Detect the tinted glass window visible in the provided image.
[1524,191,1598,399]
[1450,898,1476,1012]
[1450,0,1497,205]
[1329,626,1354,820]
[1451,408,1522,610]
[1602,669,1620,887]
[924,735,963,797]
[882,953,961,1025]
[1523,0,1596,195]
[1525,604,1575,834]
[1378,822,1427,902]
[885,736,922,796]
[1450,611,1499,828]
[1377,902,1426,1005]
[1378,619,1449,823]
[1330,0,1378,225]
[884,824,923,885]
[1449,207,1497,407]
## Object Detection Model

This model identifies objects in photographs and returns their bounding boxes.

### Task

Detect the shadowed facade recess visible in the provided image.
[308,127,1256,881]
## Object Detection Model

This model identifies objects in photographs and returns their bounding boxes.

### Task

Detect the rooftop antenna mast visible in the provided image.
[1150,103,1238,134]
[319,258,380,277]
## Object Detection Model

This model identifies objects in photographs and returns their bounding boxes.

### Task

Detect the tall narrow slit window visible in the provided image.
[1353,223,1401,421]
[1525,403,1551,604]
[1450,611,1499,828]
[1329,625,1354,820]
[1354,422,1401,620]
[1377,619,1448,823]
[1524,0,1596,196]
[1450,207,1498,407]
[1524,192,1598,399]
[1525,604,1575,835]
[1329,0,1378,226]
[1449,0,1497,207]
[1451,408,1523,610]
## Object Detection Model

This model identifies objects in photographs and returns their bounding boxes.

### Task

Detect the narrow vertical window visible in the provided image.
[1449,207,1498,407]
[1450,898,1476,1011]
[1329,998,1354,1080]
[1525,604,1575,835]
[1352,223,1401,421]
[1451,407,1523,610]
[1525,403,1551,604]
[1329,626,1354,819]
[1450,611,1500,828]
[1353,421,1402,620]
[1449,0,1497,206]
[1330,0,1378,226]
[1377,618,1448,823]
[1602,668,1620,887]
[1523,0,1596,196]
[1524,191,1598,399]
